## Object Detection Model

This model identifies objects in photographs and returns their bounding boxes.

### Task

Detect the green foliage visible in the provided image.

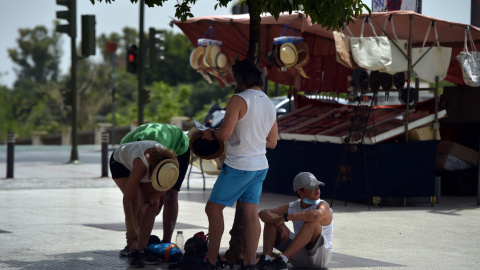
[143,81,191,123]
[91,0,369,30]
[8,24,62,85]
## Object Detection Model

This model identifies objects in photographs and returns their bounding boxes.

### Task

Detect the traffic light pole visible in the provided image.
[138,0,145,126]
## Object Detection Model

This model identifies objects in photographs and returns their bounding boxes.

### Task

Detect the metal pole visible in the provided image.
[138,0,145,125]
[101,132,109,177]
[111,52,116,146]
[6,132,15,178]
[69,26,79,163]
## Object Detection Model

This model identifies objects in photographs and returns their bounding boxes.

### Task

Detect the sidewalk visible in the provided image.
[0,145,479,269]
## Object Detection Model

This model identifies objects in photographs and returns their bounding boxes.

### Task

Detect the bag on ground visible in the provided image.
[177,231,209,269]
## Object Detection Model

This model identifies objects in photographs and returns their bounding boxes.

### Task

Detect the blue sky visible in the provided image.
[0,0,471,88]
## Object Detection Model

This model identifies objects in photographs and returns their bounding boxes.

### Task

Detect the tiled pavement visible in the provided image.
[0,145,479,269]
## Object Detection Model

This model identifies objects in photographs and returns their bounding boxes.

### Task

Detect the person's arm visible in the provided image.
[286,202,332,226]
[203,95,246,141]
[266,120,278,149]
[259,203,289,226]
[123,157,147,246]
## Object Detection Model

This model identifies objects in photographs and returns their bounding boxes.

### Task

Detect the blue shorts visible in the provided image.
[209,163,268,207]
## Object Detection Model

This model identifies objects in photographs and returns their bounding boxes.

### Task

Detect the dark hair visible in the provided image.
[231,57,263,88]
[149,147,176,166]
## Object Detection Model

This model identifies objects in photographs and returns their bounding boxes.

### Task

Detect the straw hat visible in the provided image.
[189,47,204,70]
[274,44,285,68]
[151,159,179,191]
[279,42,298,67]
[203,44,222,68]
[215,52,227,69]
[294,42,310,78]
[268,44,281,67]
[188,128,225,160]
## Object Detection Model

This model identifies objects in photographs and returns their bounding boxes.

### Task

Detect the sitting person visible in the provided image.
[110,140,180,268]
[257,172,333,270]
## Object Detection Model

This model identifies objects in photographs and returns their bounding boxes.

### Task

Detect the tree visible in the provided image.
[91,0,369,66]
[8,25,62,86]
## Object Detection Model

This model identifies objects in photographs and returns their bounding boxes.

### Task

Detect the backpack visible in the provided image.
[177,231,209,270]
[146,242,183,263]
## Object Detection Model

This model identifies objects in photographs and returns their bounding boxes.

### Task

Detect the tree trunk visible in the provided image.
[246,0,262,67]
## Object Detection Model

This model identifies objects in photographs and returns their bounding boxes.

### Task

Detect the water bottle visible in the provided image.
[175,231,184,253]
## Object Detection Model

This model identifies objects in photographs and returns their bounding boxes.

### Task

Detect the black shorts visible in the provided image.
[109,148,191,192]
[109,151,131,179]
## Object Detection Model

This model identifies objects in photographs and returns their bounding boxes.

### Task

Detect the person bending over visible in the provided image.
[110,140,179,268]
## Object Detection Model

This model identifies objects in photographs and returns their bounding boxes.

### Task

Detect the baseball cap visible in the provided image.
[293,172,325,191]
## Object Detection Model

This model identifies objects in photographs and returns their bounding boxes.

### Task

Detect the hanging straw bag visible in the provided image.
[456,27,480,87]
[379,16,408,75]
[350,16,392,71]
[411,21,452,83]
[333,24,359,69]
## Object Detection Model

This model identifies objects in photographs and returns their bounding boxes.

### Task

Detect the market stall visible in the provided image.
[173,11,480,203]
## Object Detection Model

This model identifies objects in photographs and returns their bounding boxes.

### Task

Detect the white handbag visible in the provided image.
[456,28,480,87]
[379,16,408,75]
[412,22,452,83]
[350,16,392,71]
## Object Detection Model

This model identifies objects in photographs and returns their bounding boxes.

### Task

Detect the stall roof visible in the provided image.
[173,10,480,87]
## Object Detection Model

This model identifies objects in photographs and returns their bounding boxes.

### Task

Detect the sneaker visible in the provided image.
[263,257,287,270]
[126,249,145,268]
[119,245,129,257]
[241,264,256,270]
[198,258,219,270]
[254,255,270,270]
[141,249,160,265]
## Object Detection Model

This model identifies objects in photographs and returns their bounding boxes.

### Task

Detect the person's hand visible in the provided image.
[277,224,290,241]
[202,129,215,141]
[272,215,285,228]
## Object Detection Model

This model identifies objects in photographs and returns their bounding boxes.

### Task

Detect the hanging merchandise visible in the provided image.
[189,23,231,86]
[270,23,304,70]
[456,27,480,87]
[411,21,452,83]
[350,16,392,71]
[379,15,408,75]
[294,42,310,78]
[333,23,359,69]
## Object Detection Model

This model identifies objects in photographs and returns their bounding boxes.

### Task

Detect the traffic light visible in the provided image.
[55,0,76,37]
[127,45,138,74]
[149,28,165,67]
[81,15,96,56]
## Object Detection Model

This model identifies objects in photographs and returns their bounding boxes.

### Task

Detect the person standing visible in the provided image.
[120,123,190,244]
[257,172,333,270]
[200,57,278,270]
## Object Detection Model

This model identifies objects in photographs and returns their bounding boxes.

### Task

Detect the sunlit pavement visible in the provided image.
[0,145,479,269]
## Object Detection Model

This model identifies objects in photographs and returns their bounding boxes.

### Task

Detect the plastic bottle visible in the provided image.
[175,231,184,253]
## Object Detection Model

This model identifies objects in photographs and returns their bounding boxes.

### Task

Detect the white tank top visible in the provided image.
[288,198,333,248]
[224,89,276,171]
[113,140,164,182]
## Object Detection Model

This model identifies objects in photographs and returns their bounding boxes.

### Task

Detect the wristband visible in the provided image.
[283,213,289,222]
[145,201,153,208]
